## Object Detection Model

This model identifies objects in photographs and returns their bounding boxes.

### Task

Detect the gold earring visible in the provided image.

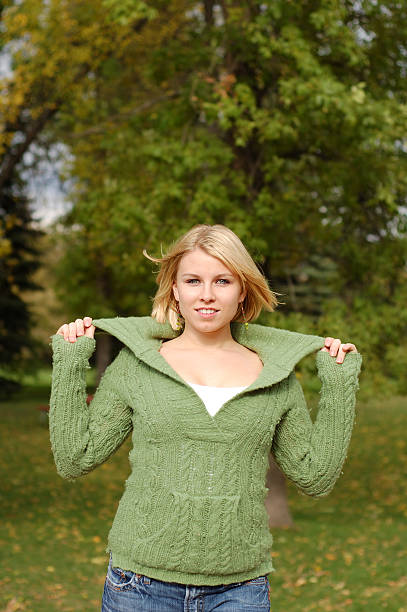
[175,301,184,331]
[241,302,248,330]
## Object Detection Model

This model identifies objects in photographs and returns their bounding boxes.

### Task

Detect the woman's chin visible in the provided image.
[184,317,230,334]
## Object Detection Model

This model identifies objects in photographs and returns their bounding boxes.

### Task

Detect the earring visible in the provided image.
[241,302,249,330]
[175,301,184,331]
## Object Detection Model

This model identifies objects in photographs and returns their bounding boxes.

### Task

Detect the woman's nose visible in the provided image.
[200,282,215,301]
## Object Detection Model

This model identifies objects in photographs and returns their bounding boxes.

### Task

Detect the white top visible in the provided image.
[186,381,248,417]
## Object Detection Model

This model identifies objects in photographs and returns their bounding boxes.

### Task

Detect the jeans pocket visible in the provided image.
[235,575,271,608]
[106,557,135,592]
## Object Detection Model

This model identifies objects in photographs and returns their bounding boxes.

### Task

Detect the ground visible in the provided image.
[0,392,406,612]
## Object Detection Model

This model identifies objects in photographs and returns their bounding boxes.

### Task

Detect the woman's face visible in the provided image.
[173,247,246,334]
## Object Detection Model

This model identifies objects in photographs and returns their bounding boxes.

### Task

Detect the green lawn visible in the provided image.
[0,392,406,612]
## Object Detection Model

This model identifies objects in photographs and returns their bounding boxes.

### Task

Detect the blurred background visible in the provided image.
[1,1,406,611]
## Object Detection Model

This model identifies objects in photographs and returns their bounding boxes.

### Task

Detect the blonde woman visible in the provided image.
[50,224,361,611]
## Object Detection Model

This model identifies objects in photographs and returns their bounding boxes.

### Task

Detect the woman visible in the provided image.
[50,224,361,611]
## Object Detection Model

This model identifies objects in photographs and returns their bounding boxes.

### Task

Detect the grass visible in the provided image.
[0,390,406,612]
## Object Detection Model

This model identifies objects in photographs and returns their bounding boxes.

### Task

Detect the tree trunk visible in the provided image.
[265,453,294,528]
[203,0,214,25]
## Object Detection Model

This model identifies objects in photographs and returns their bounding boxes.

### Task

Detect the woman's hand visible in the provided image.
[320,337,358,364]
[56,317,95,343]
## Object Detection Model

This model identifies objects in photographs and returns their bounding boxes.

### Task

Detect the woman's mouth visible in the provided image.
[195,308,219,319]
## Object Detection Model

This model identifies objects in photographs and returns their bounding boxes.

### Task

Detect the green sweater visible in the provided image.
[49,316,362,586]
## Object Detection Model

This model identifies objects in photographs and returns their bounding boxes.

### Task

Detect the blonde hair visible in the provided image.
[143,224,278,330]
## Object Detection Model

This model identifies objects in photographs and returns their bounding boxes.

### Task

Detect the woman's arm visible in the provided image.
[271,350,362,497]
[49,333,133,481]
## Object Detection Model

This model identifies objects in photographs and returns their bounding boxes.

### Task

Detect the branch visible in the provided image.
[65,90,182,139]
[0,63,91,189]
[0,14,154,190]
[0,106,59,190]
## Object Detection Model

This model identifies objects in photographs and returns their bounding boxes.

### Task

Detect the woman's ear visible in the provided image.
[239,286,247,304]
[173,283,179,302]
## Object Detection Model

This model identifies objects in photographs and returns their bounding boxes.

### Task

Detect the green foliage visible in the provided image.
[55,0,407,262]
[102,0,158,25]
[266,267,407,398]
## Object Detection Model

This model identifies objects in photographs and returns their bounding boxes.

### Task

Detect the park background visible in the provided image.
[1,1,406,610]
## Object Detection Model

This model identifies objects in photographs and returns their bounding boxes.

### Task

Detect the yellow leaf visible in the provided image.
[333,581,346,590]
[343,551,353,565]
[90,557,107,565]
[3,597,25,612]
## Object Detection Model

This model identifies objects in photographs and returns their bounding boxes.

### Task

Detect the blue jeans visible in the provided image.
[101,555,271,611]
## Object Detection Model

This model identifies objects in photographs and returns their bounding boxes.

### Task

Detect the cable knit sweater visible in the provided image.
[49,316,362,586]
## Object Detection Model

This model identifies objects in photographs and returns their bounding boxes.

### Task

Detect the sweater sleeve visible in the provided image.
[271,350,362,497]
[49,333,133,481]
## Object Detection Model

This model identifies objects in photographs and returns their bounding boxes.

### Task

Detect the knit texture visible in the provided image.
[49,316,362,586]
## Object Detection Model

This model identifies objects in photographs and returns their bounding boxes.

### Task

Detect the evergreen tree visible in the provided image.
[0,179,43,379]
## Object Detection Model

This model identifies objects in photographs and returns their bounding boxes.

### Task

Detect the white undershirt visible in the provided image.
[186,381,248,417]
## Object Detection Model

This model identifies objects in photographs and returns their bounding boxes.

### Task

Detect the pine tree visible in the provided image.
[0,179,43,393]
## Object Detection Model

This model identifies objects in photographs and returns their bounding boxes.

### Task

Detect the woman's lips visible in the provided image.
[195,308,219,318]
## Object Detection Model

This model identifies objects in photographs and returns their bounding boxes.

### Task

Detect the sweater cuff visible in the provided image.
[50,333,96,360]
[316,350,362,384]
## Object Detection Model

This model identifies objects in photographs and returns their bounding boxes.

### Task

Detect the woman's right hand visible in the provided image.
[56,317,95,343]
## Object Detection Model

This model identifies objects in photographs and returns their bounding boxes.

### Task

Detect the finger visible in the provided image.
[320,346,329,352]
[68,322,77,343]
[342,343,358,353]
[336,345,347,364]
[75,318,85,337]
[330,338,341,357]
[324,337,334,348]
[84,324,95,339]
[56,323,69,341]
[83,316,93,328]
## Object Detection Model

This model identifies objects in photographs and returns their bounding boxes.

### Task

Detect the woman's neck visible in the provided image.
[176,323,237,350]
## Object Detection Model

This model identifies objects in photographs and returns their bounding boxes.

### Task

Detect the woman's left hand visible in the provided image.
[320,337,358,364]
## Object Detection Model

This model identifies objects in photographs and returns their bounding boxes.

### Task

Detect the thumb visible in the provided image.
[84,325,95,339]
[83,317,95,339]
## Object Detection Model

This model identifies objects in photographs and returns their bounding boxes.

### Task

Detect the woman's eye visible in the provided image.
[185,278,230,285]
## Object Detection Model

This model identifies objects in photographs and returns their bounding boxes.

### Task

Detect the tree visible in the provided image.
[0,0,182,376]
[53,1,405,278]
[0,178,43,392]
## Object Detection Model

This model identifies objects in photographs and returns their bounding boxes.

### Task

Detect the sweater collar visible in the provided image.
[92,316,325,391]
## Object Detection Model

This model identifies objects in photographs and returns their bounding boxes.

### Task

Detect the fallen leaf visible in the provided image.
[343,551,353,565]
[90,557,106,565]
[2,598,25,611]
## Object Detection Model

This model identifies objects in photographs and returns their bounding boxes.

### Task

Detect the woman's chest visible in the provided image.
[158,347,263,387]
